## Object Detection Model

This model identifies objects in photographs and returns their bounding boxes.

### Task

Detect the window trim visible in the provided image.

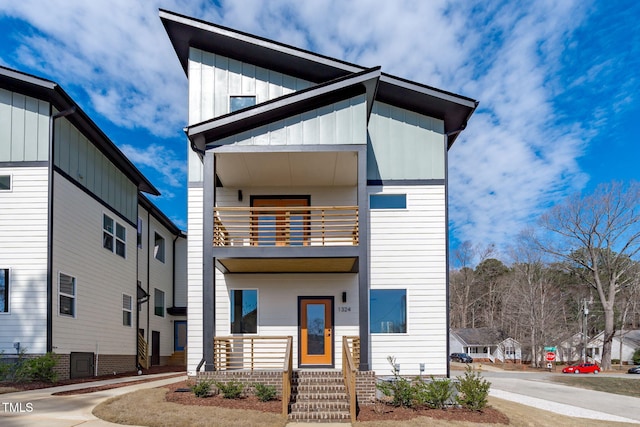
[369,288,407,334]
[0,268,9,314]
[103,213,126,258]
[122,293,133,327]
[154,288,165,317]
[154,232,166,263]
[0,174,12,192]
[58,271,77,318]
[230,289,259,335]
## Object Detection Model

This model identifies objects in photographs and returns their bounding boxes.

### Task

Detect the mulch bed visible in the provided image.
[162,380,510,424]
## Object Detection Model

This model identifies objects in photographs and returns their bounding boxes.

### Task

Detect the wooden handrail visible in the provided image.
[342,336,358,423]
[282,337,293,418]
[137,332,149,369]
[213,206,358,247]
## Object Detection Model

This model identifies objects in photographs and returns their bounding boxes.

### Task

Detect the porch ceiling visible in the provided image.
[215,152,357,187]
[217,257,358,273]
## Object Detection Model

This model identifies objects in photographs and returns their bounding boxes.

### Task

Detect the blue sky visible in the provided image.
[0,0,638,259]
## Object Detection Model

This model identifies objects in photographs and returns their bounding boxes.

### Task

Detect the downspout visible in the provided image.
[47,106,76,354]
[172,235,179,307]
[147,210,151,350]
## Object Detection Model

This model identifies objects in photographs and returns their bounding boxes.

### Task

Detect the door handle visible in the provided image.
[327,331,331,337]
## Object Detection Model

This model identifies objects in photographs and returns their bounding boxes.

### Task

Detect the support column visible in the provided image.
[357,146,370,371]
[203,149,215,371]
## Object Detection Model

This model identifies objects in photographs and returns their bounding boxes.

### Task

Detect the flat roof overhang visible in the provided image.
[214,246,359,274]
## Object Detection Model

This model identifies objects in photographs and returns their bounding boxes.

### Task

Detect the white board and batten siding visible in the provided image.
[51,175,137,355]
[368,185,448,376]
[0,167,49,354]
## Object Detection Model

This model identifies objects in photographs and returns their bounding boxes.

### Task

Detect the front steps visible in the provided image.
[288,370,352,422]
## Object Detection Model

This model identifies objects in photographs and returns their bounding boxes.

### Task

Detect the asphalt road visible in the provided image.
[483,370,640,424]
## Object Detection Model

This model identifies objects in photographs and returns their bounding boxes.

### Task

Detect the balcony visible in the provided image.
[212,205,360,273]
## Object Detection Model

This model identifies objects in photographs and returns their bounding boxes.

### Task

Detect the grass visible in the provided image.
[93,388,640,427]
[550,376,640,398]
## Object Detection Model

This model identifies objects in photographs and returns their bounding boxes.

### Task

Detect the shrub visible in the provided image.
[455,365,491,411]
[191,380,212,398]
[633,348,640,365]
[20,353,58,383]
[376,356,419,408]
[415,376,453,409]
[215,380,244,399]
[254,383,277,402]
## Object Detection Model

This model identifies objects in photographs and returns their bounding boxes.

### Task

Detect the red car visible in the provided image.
[562,363,600,374]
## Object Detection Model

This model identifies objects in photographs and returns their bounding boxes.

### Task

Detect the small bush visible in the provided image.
[455,365,491,411]
[21,353,58,383]
[215,380,244,399]
[191,380,212,398]
[415,376,453,409]
[633,348,640,365]
[376,356,419,408]
[254,383,277,402]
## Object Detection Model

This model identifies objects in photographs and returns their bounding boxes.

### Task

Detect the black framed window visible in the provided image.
[59,273,76,317]
[370,289,407,333]
[369,194,407,209]
[230,95,256,112]
[230,289,258,333]
[0,269,8,313]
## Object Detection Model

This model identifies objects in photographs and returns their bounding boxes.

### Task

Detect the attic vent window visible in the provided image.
[230,96,256,112]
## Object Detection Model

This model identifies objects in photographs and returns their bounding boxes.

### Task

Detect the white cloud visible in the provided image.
[120,144,186,188]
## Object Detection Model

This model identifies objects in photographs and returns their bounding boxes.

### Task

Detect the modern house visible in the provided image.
[160,8,476,389]
[587,330,640,365]
[0,66,186,379]
[450,328,522,363]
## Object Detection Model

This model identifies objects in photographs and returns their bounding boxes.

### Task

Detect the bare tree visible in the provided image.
[538,181,640,369]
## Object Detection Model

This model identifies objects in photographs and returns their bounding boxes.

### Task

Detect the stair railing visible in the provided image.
[282,336,293,418]
[342,336,357,423]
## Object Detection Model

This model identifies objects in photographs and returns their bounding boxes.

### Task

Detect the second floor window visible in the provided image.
[154,288,165,317]
[103,214,126,258]
[154,232,165,263]
[230,95,256,112]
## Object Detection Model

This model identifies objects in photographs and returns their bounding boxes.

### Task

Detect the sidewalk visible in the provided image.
[0,372,186,427]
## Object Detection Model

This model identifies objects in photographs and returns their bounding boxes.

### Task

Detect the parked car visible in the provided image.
[628,366,640,374]
[562,363,600,374]
[450,353,473,363]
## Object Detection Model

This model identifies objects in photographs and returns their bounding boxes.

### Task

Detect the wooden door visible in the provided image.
[299,297,333,366]
[251,197,309,246]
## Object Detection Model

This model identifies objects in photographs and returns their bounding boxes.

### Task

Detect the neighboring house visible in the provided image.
[161,9,477,379]
[587,330,640,364]
[555,332,587,363]
[450,328,522,363]
[0,66,186,379]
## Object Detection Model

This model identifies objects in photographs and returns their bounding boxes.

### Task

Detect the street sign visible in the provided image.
[545,352,556,362]
[544,346,556,352]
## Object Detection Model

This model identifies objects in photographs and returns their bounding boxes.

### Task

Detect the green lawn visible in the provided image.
[551,376,640,398]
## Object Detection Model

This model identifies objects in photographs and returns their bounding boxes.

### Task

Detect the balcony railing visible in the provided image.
[213,206,358,247]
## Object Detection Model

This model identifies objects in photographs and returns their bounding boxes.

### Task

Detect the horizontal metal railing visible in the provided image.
[213,206,358,247]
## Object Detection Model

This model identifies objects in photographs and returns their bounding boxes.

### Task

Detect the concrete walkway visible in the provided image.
[0,372,185,427]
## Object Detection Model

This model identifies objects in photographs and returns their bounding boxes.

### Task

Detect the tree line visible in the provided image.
[449,182,640,369]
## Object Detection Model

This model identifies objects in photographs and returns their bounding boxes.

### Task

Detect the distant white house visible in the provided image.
[587,330,640,364]
[555,332,587,363]
[450,328,522,363]
[0,66,186,379]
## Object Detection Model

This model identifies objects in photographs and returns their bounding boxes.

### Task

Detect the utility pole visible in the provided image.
[583,299,589,363]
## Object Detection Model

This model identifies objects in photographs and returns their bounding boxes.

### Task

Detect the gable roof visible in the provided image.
[589,330,640,348]
[0,66,159,196]
[159,9,478,147]
[451,327,511,346]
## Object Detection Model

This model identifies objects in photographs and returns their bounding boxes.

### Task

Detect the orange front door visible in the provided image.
[299,297,333,366]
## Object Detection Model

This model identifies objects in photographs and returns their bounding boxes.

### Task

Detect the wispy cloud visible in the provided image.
[119,144,186,188]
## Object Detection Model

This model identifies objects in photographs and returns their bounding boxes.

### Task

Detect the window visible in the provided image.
[137,218,143,249]
[0,269,8,313]
[103,214,126,258]
[230,289,257,334]
[59,273,76,317]
[154,232,165,263]
[122,294,132,326]
[154,289,165,317]
[0,175,11,191]
[370,289,406,333]
[370,194,407,209]
[230,96,256,112]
